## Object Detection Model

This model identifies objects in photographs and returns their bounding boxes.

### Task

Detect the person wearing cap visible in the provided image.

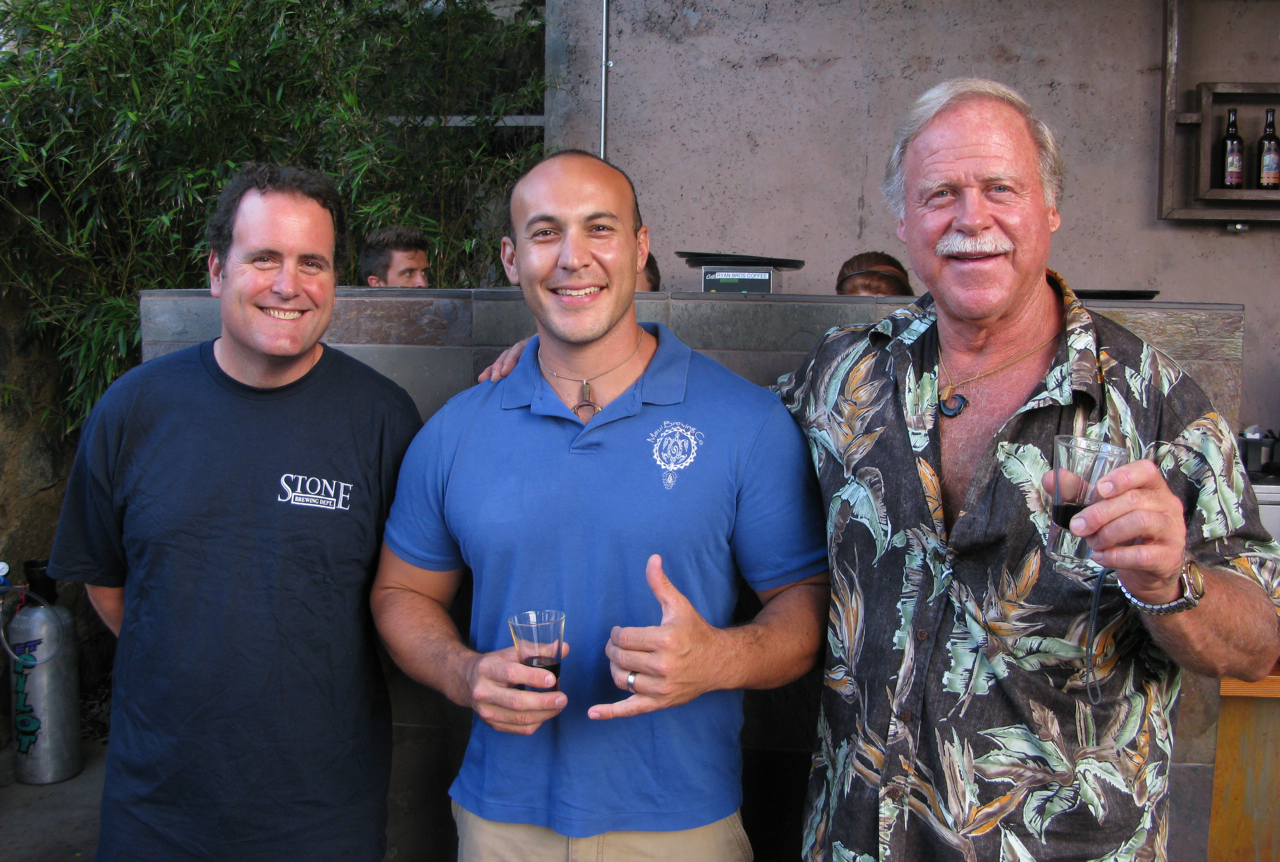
[835,250,913,296]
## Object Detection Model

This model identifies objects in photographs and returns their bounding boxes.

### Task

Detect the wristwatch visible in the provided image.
[1118,558,1206,615]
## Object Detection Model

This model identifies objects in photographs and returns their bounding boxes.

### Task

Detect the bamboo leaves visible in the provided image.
[0,0,546,428]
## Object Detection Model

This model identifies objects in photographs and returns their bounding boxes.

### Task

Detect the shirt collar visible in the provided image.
[500,321,689,411]
[876,269,1104,409]
[1041,270,1103,409]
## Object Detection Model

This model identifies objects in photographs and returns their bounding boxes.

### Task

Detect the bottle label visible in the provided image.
[1263,152,1279,185]
[1226,151,1243,184]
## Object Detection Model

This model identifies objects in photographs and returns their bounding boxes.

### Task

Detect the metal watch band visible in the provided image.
[1117,560,1202,616]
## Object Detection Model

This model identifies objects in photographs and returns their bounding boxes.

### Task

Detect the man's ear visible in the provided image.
[896,219,907,244]
[635,226,650,274]
[208,252,224,297]
[500,236,520,286]
[367,275,386,287]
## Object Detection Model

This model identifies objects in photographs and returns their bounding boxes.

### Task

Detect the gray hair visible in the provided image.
[881,78,1065,220]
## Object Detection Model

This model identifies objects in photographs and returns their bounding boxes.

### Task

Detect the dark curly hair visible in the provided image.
[205,163,349,270]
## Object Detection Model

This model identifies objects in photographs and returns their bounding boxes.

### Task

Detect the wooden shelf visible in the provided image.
[1158,0,1280,221]
[1194,84,1280,201]
[1200,188,1280,201]
[1220,664,1280,698]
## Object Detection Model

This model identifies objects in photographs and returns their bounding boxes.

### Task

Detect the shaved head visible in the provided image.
[504,150,643,242]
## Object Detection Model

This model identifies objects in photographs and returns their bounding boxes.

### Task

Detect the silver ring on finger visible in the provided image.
[627,671,637,693]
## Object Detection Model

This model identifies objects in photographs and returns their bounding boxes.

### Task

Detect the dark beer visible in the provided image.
[1224,108,1244,189]
[1259,108,1279,190]
[1052,503,1084,530]
[523,655,561,690]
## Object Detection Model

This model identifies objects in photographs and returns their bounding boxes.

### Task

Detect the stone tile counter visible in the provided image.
[142,289,1245,430]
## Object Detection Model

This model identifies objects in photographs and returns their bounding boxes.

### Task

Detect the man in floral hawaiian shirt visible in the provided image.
[780,79,1280,862]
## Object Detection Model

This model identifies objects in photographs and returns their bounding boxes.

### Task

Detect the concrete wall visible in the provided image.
[545,0,1280,429]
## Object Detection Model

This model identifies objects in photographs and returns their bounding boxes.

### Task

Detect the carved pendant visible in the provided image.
[939,392,969,418]
[572,400,602,418]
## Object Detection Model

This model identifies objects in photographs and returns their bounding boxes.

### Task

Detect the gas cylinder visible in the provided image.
[4,560,82,784]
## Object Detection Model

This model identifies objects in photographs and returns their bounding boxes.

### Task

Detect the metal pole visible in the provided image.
[599,0,609,159]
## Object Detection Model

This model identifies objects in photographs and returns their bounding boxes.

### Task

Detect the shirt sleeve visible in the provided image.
[382,413,465,572]
[47,394,129,587]
[375,388,423,527]
[731,399,830,592]
[1159,409,1280,615]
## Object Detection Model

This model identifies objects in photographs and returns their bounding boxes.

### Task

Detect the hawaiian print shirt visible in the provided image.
[778,278,1280,862]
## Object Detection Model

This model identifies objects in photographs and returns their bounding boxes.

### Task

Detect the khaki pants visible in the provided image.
[452,800,754,862]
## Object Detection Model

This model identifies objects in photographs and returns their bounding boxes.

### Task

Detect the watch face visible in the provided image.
[1186,561,1206,601]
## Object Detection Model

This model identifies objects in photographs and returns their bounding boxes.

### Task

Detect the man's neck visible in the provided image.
[212,338,323,389]
[535,319,656,418]
[935,277,1063,375]
[933,277,1064,531]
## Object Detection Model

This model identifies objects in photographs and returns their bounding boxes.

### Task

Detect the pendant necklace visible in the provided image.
[538,329,645,419]
[937,329,1059,418]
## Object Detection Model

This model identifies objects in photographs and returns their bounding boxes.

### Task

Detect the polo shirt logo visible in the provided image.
[278,474,353,511]
[648,421,704,489]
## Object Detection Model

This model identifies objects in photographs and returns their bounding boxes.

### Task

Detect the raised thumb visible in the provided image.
[646,553,686,623]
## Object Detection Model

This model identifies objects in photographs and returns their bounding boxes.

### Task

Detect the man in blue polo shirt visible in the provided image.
[371,150,829,861]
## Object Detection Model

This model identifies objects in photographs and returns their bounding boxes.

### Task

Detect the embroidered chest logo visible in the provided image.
[278,474,353,511]
[648,421,704,489]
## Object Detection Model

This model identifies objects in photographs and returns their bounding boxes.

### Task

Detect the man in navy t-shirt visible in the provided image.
[49,164,421,861]
[372,150,830,861]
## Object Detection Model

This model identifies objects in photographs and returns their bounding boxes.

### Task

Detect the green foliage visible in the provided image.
[0,0,545,429]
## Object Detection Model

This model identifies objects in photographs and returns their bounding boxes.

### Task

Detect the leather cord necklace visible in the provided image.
[538,328,645,419]
[937,329,1059,418]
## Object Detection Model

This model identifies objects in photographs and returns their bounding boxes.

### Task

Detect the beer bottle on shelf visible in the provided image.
[1218,107,1239,188]
[1259,108,1280,190]
[1223,108,1244,189]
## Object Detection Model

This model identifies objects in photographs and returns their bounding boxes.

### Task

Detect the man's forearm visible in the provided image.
[85,584,124,636]
[716,579,829,691]
[1142,566,1280,681]
[371,586,481,707]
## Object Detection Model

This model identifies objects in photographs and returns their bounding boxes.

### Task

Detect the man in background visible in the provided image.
[638,251,662,291]
[834,250,913,296]
[360,224,430,287]
[49,164,422,861]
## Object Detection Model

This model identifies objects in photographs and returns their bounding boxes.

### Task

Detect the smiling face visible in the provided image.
[500,154,649,352]
[896,98,1060,328]
[208,190,337,387]
[370,248,429,287]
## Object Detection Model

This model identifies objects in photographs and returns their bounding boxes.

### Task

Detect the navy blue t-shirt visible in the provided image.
[49,342,421,862]
[384,323,828,837]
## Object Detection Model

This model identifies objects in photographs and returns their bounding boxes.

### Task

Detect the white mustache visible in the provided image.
[934,232,1014,257]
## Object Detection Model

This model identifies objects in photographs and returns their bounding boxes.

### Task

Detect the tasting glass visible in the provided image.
[1047,435,1129,575]
[508,610,565,691]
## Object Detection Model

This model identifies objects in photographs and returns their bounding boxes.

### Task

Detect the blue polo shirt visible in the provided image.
[384,322,827,837]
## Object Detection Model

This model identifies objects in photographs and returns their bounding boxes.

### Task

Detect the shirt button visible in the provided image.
[916,628,929,642]
[886,785,904,801]
[900,709,913,724]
